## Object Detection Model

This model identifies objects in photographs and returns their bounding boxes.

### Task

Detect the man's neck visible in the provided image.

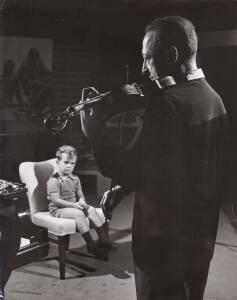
[180,60,197,75]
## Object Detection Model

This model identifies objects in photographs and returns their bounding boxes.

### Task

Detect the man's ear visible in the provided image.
[166,45,178,65]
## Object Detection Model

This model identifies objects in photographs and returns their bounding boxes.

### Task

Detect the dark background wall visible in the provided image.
[0,0,237,201]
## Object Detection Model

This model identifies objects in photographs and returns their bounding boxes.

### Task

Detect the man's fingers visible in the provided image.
[101,196,108,211]
[100,192,110,208]
[100,196,105,207]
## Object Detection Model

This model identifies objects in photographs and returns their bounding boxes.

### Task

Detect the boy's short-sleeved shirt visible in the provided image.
[47,173,82,217]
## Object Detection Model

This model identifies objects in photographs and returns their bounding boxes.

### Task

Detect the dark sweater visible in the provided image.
[89,78,228,270]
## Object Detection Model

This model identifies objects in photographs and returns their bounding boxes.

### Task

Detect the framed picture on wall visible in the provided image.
[0,37,53,121]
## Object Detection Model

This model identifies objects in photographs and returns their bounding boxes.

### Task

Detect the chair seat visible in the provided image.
[32,212,77,236]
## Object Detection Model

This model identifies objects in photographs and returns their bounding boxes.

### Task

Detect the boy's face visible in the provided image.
[57,153,77,176]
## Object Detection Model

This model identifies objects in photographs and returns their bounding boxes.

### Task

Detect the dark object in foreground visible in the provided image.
[0,181,49,297]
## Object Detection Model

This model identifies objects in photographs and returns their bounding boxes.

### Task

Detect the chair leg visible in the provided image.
[58,236,67,280]
[65,234,70,250]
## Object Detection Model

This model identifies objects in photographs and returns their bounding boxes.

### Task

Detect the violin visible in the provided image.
[44,83,149,132]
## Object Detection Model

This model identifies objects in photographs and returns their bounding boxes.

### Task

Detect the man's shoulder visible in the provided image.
[162,79,226,123]
[163,78,220,100]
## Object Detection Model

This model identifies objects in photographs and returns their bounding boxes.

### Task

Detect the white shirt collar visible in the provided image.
[156,68,205,89]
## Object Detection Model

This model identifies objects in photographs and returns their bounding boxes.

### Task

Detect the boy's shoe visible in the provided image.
[97,241,117,252]
[87,245,109,261]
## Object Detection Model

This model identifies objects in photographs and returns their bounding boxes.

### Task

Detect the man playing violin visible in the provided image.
[80,16,228,300]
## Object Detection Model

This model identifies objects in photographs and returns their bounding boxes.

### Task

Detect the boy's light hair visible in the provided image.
[56,145,77,160]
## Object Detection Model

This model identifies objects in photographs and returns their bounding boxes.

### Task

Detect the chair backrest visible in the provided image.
[19,158,58,214]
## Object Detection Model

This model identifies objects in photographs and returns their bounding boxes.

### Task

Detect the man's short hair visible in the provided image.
[145,16,198,63]
[56,145,77,160]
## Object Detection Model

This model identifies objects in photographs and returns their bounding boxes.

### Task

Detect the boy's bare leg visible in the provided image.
[59,208,108,260]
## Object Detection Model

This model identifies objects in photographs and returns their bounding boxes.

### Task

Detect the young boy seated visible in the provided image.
[47,145,113,260]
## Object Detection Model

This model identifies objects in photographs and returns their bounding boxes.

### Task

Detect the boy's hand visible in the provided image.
[73,202,83,210]
[78,199,89,210]
[73,202,85,210]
